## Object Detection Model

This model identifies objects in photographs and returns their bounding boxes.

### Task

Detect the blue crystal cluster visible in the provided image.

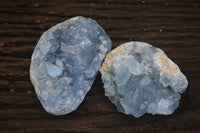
[100,41,188,118]
[30,16,111,115]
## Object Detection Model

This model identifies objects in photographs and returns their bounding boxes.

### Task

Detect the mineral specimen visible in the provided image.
[30,16,111,115]
[100,41,188,118]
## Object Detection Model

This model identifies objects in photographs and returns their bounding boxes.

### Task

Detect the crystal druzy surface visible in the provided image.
[100,41,188,118]
[30,16,111,115]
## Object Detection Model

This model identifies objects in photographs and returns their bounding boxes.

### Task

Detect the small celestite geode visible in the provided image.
[100,41,188,118]
[30,16,111,115]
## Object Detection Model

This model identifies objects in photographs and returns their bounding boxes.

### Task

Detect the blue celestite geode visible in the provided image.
[30,16,111,115]
[100,41,188,118]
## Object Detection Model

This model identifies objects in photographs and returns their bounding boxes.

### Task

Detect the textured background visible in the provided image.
[0,0,200,132]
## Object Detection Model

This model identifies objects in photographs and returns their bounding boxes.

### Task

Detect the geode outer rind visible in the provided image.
[30,16,111,115]
[100,41,188,118]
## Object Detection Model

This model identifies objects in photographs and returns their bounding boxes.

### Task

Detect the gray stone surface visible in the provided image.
[100,41,188,118]
[30,16,111,115]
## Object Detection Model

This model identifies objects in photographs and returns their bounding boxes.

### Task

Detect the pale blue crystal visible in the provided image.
[30,16,111,115]
[100,41,188,118]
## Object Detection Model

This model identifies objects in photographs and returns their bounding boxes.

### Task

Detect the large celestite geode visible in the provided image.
[30,16,111,115]
[100,41,188,118]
